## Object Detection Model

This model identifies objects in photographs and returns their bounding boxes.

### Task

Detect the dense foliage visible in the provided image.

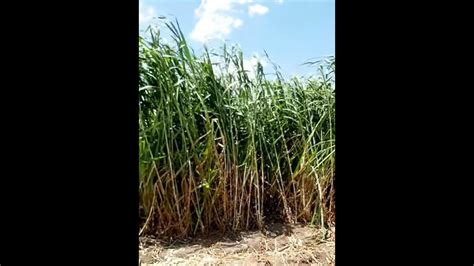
[139,21,335,238]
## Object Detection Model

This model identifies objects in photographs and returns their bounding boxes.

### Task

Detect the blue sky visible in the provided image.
[139,0,334,78]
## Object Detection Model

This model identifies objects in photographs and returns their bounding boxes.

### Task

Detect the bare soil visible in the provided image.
[139,224,335,265]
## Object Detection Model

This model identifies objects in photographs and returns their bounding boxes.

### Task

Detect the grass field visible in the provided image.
[139,20,335,239]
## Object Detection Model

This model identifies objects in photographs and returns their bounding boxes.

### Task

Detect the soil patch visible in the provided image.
[140,224,335,265]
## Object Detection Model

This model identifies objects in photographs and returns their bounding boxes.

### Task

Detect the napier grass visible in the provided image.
[139,21,335,238]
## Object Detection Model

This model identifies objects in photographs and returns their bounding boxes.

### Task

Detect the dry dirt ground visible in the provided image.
[139,224,335,265]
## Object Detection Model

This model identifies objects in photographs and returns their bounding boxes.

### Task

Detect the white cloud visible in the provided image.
[139,2,156,27]
[191,0,250,44]
[233,19,243,28]
[248,4,269,16]
[276,0,284,4]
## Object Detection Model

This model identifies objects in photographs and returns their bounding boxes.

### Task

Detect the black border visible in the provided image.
[1,0,138,264]
[336,1,472,263]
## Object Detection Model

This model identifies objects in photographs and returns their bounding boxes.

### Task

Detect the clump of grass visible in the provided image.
[139,20,335,238]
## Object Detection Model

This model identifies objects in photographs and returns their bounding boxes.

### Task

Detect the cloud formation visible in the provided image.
[248,4,269,16]
[190,0,269,44]
[191,0,245,43]
[139,2,156,27]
